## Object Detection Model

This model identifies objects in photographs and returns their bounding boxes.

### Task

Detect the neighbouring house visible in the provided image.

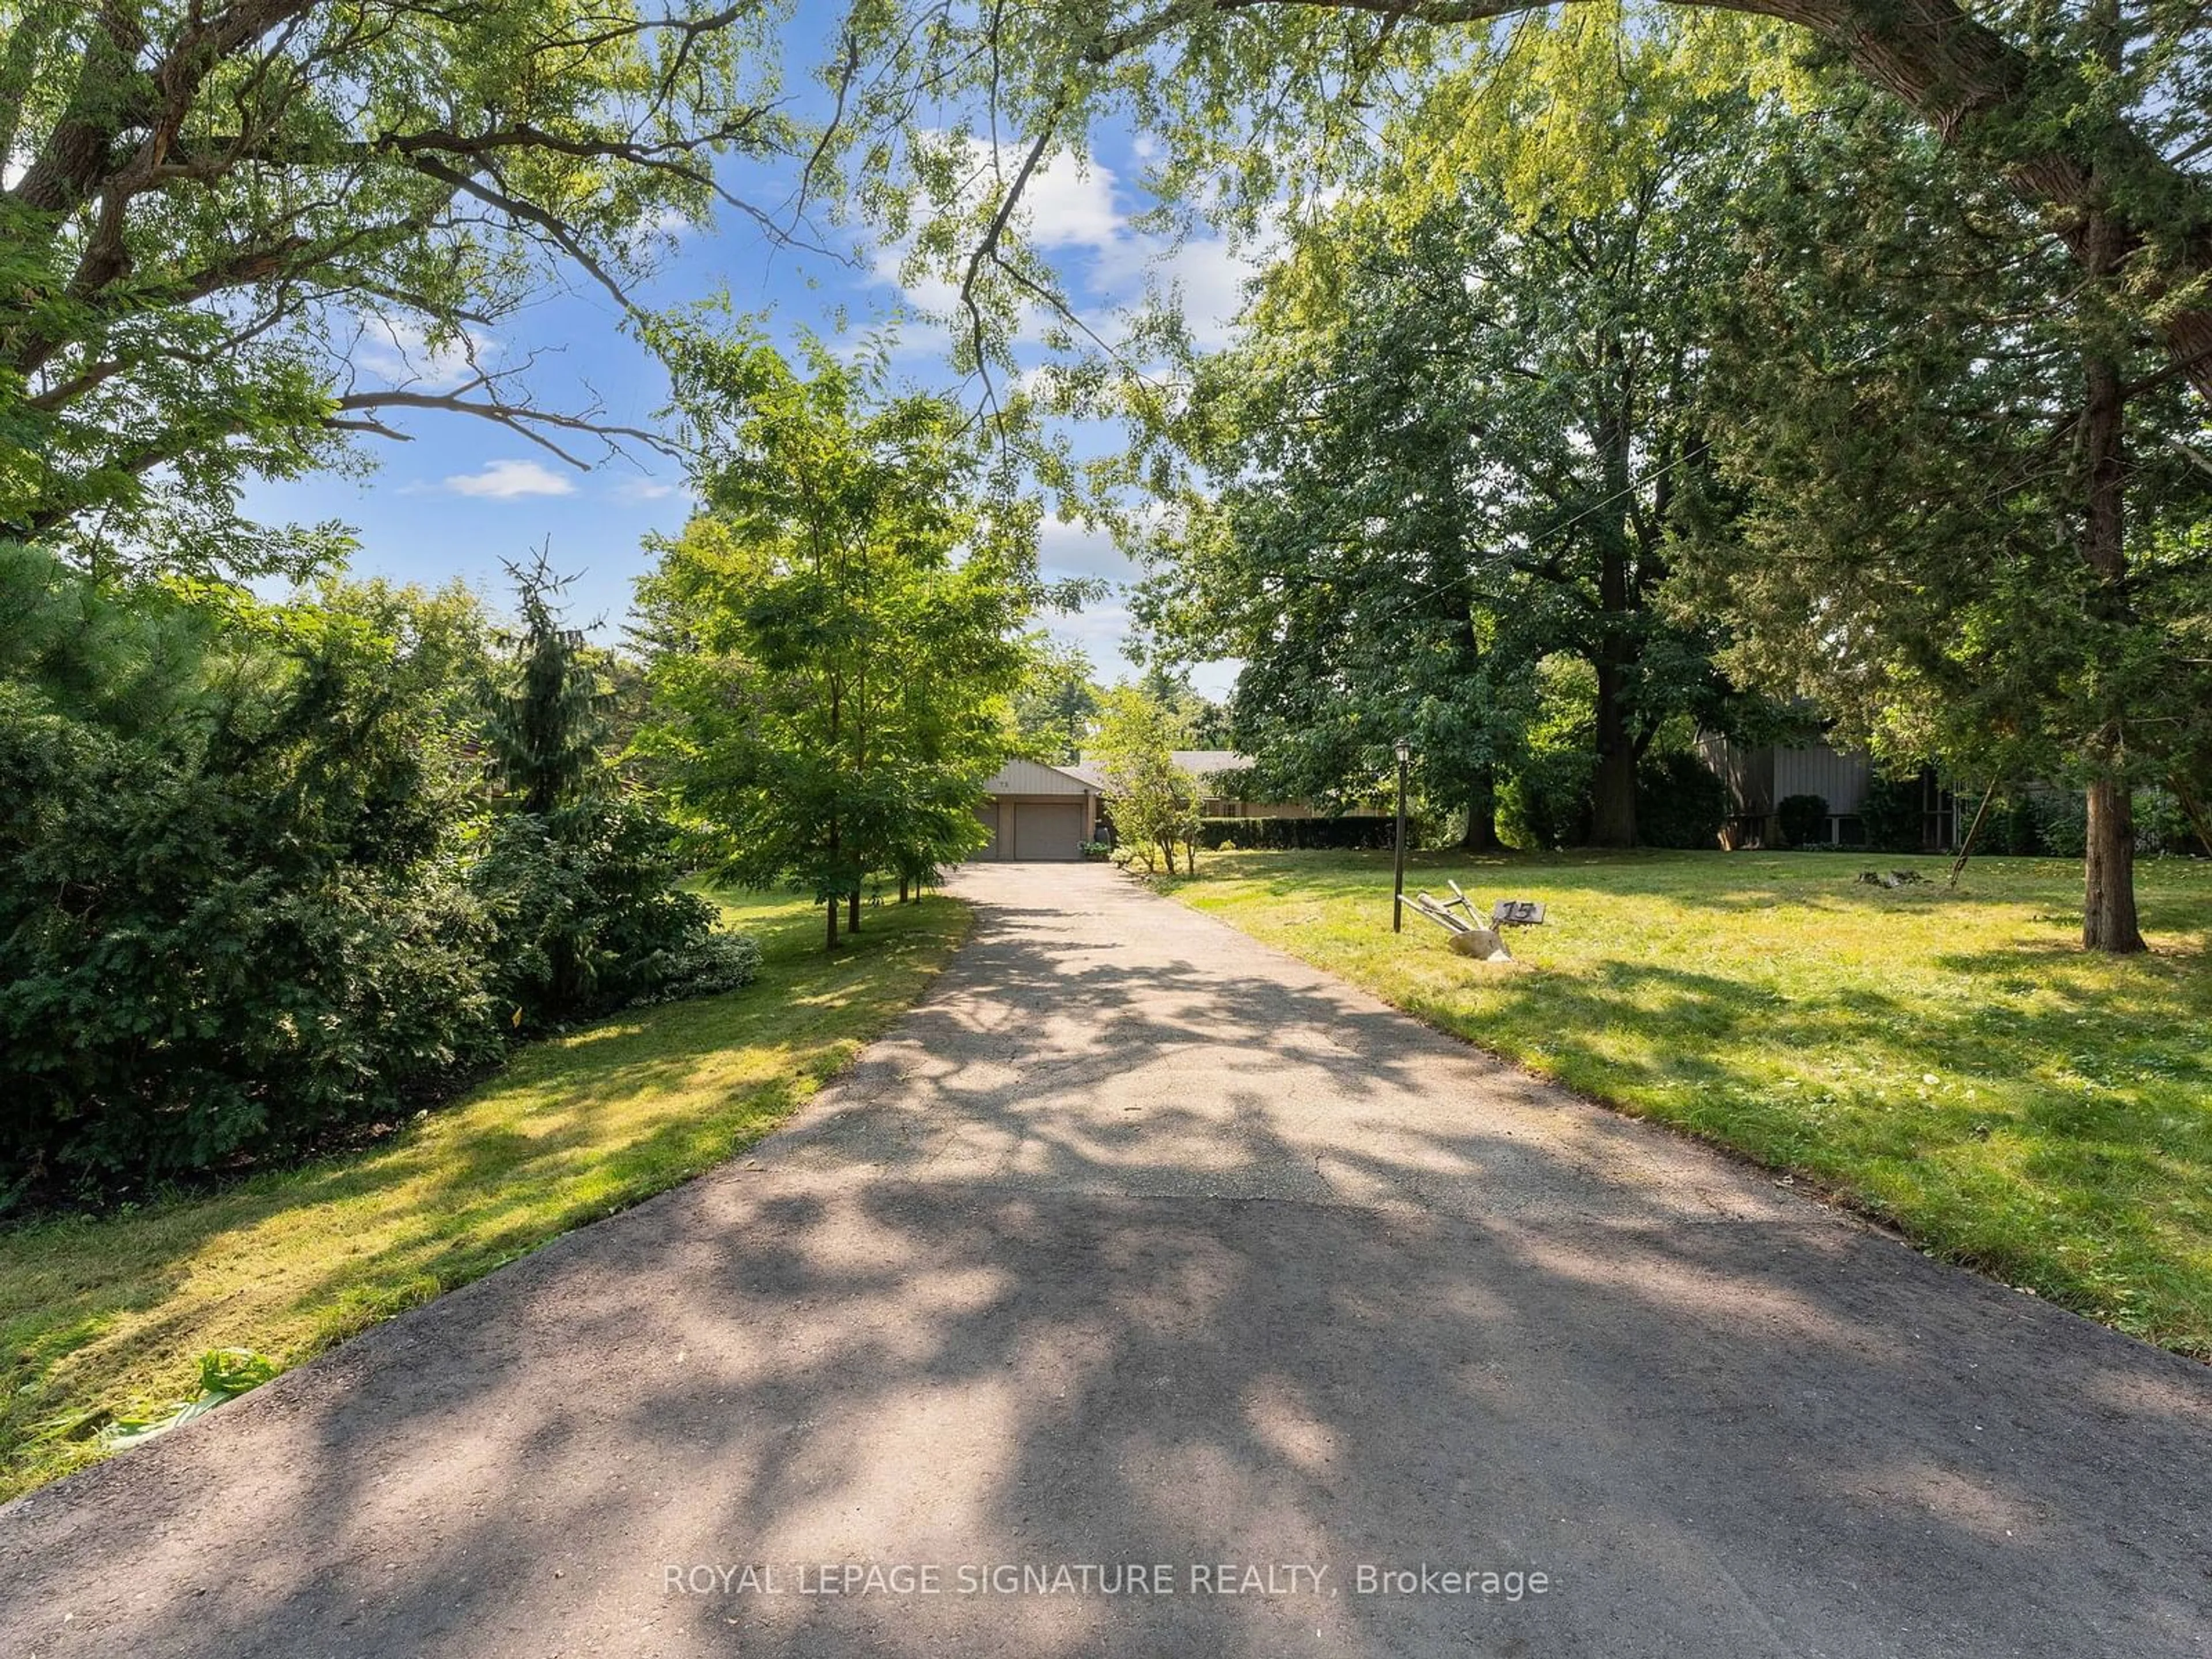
[1699,734,1958,850]
[972,750,1387,861]
[1061,751,1379,821]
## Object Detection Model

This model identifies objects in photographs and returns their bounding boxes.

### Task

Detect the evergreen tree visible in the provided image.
[477,551,744,1021]
[1676,75,2212,950]
[486,550,610,819]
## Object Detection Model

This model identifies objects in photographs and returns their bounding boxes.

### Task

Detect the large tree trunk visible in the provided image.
[847,889,861,934]
[1459,770,1498,851]
[1588,394,1640,850]
[2077,329,2147,953]
[825,895,839,951]
[1589,696,1639,849]
[2082,775,2143,953]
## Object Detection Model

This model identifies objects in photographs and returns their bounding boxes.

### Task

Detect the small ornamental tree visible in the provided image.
[1091,684,1200,876]
[638,329,1049,949]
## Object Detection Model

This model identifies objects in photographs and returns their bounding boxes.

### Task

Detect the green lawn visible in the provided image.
[1165,849,2212,1357]
[0,888,967,1502]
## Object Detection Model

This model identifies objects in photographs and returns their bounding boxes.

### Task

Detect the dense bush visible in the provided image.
[1497,747,1596,850]
[1859,772,1927,853]
[1776,793,1830,847]
[2029,789,2089,859]
[1994,791,2043,855]
[1636,751,1729,849]
[0,547,757,1202]
[2133,789,2194,857]
[473,793,756,1026]
[0,563,507,1194]
[1195,816,1400,851]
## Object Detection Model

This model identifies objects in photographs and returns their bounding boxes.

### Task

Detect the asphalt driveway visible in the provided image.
[2,863,2206,1658]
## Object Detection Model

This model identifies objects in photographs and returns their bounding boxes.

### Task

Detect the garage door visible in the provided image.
[1010,801,1083,861]
[975,803,1001,859]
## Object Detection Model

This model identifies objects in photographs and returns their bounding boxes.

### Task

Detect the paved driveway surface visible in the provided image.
[2,863,2207,1658]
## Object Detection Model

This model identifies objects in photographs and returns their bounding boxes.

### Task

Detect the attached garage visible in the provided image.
[974,759,1100,862]
[1011,800,1084,860]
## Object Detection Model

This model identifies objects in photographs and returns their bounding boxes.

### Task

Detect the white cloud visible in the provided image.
[1014,149,1125,254]
[1038,514,1138,582]
[444,459,577,499]
[866,135,1268,356]
[358,317,495,390]
[612,476,680,502]
[1045,601,1141,669]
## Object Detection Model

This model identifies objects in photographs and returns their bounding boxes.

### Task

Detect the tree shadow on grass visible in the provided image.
[3,868,2209,1658]
[0,896,967,1498]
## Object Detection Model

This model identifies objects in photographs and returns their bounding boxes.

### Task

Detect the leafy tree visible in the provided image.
[1673,75,2212,949]
[1,0,804,578]
[848,1,2212,414]
[1134,22,1752,847]
[638,331,1047,949]
[1090,683,1200,873]
[1013,638,1102,764]
[1135,663,1232,749]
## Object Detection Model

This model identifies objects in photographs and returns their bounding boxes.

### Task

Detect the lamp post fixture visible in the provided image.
[1392,736,1411,933]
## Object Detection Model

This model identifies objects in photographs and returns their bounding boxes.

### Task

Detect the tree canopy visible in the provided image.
[1,0,804,579]
[637,331,1053,946]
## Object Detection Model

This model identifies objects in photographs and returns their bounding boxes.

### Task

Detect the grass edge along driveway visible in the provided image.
[1164,849,2212,1359]
[0,888,968,1503]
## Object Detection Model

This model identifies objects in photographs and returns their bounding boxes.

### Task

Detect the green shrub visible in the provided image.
[1776,793,1830,847]
[2130,788,2190,857]
[1195,816,1399,851]
[2032,790,2089,859]
[0,549,757,1202]
[1636,751,1728,849]
[1498,748,1596,850]
[473,793,753,1026]
[1860,772,1926,854]
[0,573,506,1195]
[1994,791,2042,855]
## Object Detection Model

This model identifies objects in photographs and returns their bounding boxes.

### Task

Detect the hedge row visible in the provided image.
[1196,816,1402,851]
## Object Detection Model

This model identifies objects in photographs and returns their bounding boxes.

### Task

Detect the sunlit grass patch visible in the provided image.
[1165,849,2212,1357]
[0,888,967,1502]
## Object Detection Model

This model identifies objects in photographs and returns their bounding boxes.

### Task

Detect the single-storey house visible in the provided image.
[973,757,1101,861]
[1698,733,1959,849]
[974,751,1387,861]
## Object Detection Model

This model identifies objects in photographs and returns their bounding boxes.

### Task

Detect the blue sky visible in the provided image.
[243,101,1256,698]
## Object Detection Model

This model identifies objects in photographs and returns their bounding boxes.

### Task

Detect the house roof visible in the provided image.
[980,757,1097,796]
[1067,750,1252,790]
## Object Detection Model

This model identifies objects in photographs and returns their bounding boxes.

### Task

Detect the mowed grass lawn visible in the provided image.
[0,888,967,1502]
[1166,849,2212,1357]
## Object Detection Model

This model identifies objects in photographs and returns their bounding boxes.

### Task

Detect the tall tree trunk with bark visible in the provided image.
[1588,401,1639,849]
[1459,770,1498,850]
[1590,654,1639,848]
[848,888,861,934]
[2078,332,2146,953]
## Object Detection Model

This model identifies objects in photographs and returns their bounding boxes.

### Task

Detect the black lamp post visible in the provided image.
[1392,735,1411,932]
